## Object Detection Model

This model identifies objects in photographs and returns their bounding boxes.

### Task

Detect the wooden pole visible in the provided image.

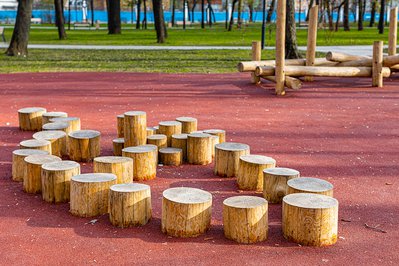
[372,41,384,88]
[237,58,337,72]
[275,0,286,95]
[251,41,261,84]
[325,51,369,62]
[261,76,302,90]
[305,5,319,82]
[388,7,398,56]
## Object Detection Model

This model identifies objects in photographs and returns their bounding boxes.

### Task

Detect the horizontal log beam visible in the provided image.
[326,52,370,62]
[237,58,337,72]
[262,76,302,90]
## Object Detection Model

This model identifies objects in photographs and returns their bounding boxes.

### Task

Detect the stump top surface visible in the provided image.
[117,114,124,118]
[42,160,80,171]
[20,139,51,148]
[123,144,157,154]
[71,173,117,183]
[172,133,188,140]
[263,167,300,177]
[50,117,80,123]
[147,134,167,140]
[113,138,125,143]
[111,183,150,193]
[42,112,68,118]
[203,129,226,135]
[24,154,61,165]
[153,125,159,129]
[13,149,49,157]
[159,147,182,154]
[223,196,267,209]
[188,132,212,139]
[42,122,69,130]
[33,130,66,140]
[146,127,157,131]
[69,130,101,139]
[18,107,46,113]
[176,116,197,122]
[283,193,338,209]
[215,142,250,151]
[287,177,333,192]
[163,187,212,204]
[124,111,146,117]
[240,154,276,165]
[159,121,182,127]
[94,156,132,164]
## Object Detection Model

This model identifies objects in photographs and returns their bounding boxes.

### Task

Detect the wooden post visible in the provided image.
[187,133,213,165]
[158,121,182,146]
[20,139,52,154]
[287,177,333,196]
[305,5,319,82]
[12,149,49,182]
[251,41,261,84]
[33,130,67,157]
[50,117,81,132]
[68,130,101,162]
[214,142,250,177]
[275,0,286,95]
[147,134,167,149]
[171,134,188,161]
[18,107,47,131]
[117,114,124,138]
[261,76,302,90]
[388,7,398,56]
[93,156,133,184]
[42,111,68,125]
[263,167,300,203]
[372,41,384,88]
[209,135,219,159]
[159,147,183,166]
[146,127,157,137]
[326,52,370,62]
[113,138,125,156]
[176,117,198,133]
[203,129,226,143]
[124,111,147,147]
[122,145,158,181]
[236,155,276,191]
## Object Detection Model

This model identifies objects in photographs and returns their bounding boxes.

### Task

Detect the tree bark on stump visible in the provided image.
[33,130,66,157]
[263,167,300,203]
[122,145,158,181]
[50,117,81,132]
[159,147,182,166]
[171,134,188,161]
[113,138,124,156]
[176,117,197,133]
[42,111,68,125]
[68,130,101,162]
[124,111,147,147]
[20,139,52,154]
[187,133,212,165]
[203,129,226,143]
[12,149,49,182]
[158,121,182,146]
[147,134,167,150]
[236,155,276,191]
[94,156,133,184]
[117,114,124,138]
[214,142,250,177]
[18,107,46,131]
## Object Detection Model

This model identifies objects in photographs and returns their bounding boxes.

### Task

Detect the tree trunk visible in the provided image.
[201,0,205,28]
[136,0,141,29]
[6,0,34,56]
[335,1,345,31]
[207,0,213,27]
[192,0,197,23]
[378,0,385,34]
[228,0,238,31]
[343,0,350,31]
[152,0,167,43]
[107,0,121,34]
[237,0,242,28]
[54,0,67,39]
[143,0,147,29]
[370,0,376,27]
[306,0,314,22]
[248,2,253,22]
[285,0,301,59]
[171,0,176,26]
[267,0,276,23]
[357,0,363,30]
[324,0,333,31]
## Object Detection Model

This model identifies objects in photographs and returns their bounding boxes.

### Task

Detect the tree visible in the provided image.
[247,0,254,22]
[6,0,34,56]
[192,0,197,23]
[306,0,314,21]
[228,0,238,31]
[136,0,141,29]
[152,0,167,43]
[143,0,147,29]
[343,0,350,31]
[237,0,243,28]
[285,0,300,59]
[324,0,333,31]
[335,1,345,31]
[357,0,365,31]
[266,0,276,23]
[378,0,386,34]
[54,0,67,39]
[171,0,176,27]
[107,0,121,34]
[369,0,377,27]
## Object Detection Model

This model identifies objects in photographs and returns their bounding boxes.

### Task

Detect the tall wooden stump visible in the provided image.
[158,121,182,146]
[50,117,81,132]
[176,117,198,133]
[171,134,188,161]
[68,130,101,162]
[305,5,319,82]
[187,133,212,165]
[263,167,300,203]
[18,107,47,131]
[70,173,117,217]
[223,196,268,243]
[159,148,183,166]
[109,183,152,228]
[275,0,286,95]
[282,193,338,246]
[162,187,212,237]
[153,125,159,134]
[20,139,52,154]
[33,130,67,157]
[147,134,167,149]
[287,177,333,196]
[41,160,80,203]
[113,138,125,156]
[203,129,226,143]
[250,41,261,84]
[146,127,157,137]
[23,154,61,194]
[237,155,276,191]
[372,41,383,88]
[122,145,157,181]
[42,111,68,125]
[209,135,219,159]
[94,156,133,184]
[214,142,250,177]
[117,114,124,138]
[388,7,398,56]
[12,149,49,182]
[124,111,147,147]
[42,122,70,134]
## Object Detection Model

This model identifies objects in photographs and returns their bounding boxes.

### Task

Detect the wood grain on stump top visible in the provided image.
[50,117,79,123]
[69,130,100,139]
[163,187,212,204]
[113,138,125,143]
[43,112,67,118]
[263,167,300,176]
[42,160,80,171]
[223,196,267,208]
[190,131,203,134]
[147,127,157,131]
[147,134,166,140]
[13,149,49,156]
[172,133,188,139]
[204,129,225,135]
[18,107,46,113]
[283,193,338,209]
[24,154,61,165]
[20,139,51,148]
[33,130,66,140]
[124,111,146,116]
[117,114,124,118]
[111,183,150,193]
[94,156,132,164]
[42,122,69,130]
[216,142,249,151]
[122,144,157,153]
[159,147,182,154]
[176,117,197,122]
[240,155,276,165]
[287,177,333,193]
[188,133,211,138]
[159,121,182,127]
[71,173,117,183]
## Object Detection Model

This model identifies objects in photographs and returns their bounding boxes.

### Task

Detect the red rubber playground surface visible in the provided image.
[0,72,398,265]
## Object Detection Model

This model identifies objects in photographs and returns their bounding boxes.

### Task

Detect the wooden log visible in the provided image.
[250,41,262,84]
[117,114,124,138]
[112,138,124,156]
[20,139,52,154]
[282,193,338,246]
[147,134,167,150]
[33,130,67,157]
[176,117,198,133]
[187,133,213,165]
[42,111,68,125]
[305,5,319,82]
[158,121,182,146]
[153,125,159,134]
[237,58,336,72]
[68,130,101,162]
[337,55,399,68]
[326,51,370,62]
[161,187,212,237]
[18,107,47,131]
[383,54,399,67]
[94,156,133,184]
[287,177,333,196]
[223,196,268,243]
[23,154,61,194]
[209,135,219,159]
[263,167,300,203]
[236,155,276,191]
[171,133,188,161]
[70,173,117,217]
[50,117,81,132]
[41,160,80,203]
[159,147,183,166]
[261,76,302,90]
[203,129,226,143]
[124,111,147,147]
[122,145,158,181]
[146,127,157,137]
[109,183,152,228]
[372,41,384,88]
[389,7,398,56]
[214,142,250,177]
[12,149,49,182]
[275,0,286,95]
[42,122,70,134]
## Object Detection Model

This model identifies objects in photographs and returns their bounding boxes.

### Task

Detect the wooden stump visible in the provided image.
[158,121,182,146]
[70,173,117,217]
[23,154,61,194]
[214,142,250,177]
[176,117,197,133]
[162,187,212,237]
[112,138,124,156]
[223,196,268,244]
[109,183,152,227]
[42,111,68,125]
[287,177,333,196]
[263,167,300,203]
[50,117,81,132]
[122,145,157,181]
[42,122,70,134]
[159,148,182,166]
[171,133,188,161]
[282,193,338,246]
[124,111,147,147]
[93,156,133,184]
[18,107,47,131]
[237,155,276,191]
[33,130,67,157]
[147,134,167,149]
[210,135,219,159]
[117,114,124,138]
[68,130,101,162]
[146,127,156,137]
[12,149,49,182]
[20,139,52,154]
[41,160,80,203]
[203,129,226,143]
[153,125,159,134]
[187,133,212,165]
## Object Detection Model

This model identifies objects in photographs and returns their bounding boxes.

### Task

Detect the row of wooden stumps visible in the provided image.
[239,4,399,95]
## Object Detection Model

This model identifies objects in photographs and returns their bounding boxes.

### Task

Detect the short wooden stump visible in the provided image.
[70,173,117,217]
[204,129,226,143]
[50,117,81,132]
[68,130,101,162]
[263,167,300,203]
[214,142,250,177]
[223,196,268,244]
[282,193,338,246]
[209,135,220,158]
[187,133,212,165]
[18,107,46,131]
[122,145,157,181]
[33,130,67,157]
[42,122,70,134]
[147,134,167,149]
[12,149,49,182]
[287,177,334,196]
[23,154,61,194]
[146,127,156,137]
[162,187,212,237]
[158,121,182,146]
[41,160,80,203]
[176,117,197,133]
[93,156,133,184]
[117,114,124,138]
[20,139,52,154]
[124,111,147,147]
[109,183,152,228]
[237,155,276,191]
[171,133,188,161]
[159,147,183,166]
[42,111,68,125]
[112,138,125,156]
